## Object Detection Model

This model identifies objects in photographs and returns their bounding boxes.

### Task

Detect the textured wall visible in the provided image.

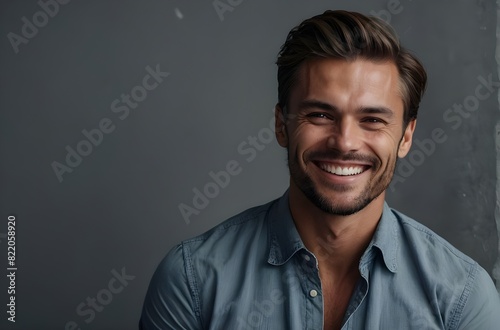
[0,0,498,329]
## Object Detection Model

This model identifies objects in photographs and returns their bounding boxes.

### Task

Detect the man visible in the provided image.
[140,10,500,329]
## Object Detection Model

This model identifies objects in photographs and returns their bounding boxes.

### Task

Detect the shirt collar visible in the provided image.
[363,202,399,273]
[267,191,399,273]
[267,190,306,266]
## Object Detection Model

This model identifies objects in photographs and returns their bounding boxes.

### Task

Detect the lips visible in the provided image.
[316,161,370,176]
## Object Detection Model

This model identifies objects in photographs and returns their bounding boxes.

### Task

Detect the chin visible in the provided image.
[300,184,375,216]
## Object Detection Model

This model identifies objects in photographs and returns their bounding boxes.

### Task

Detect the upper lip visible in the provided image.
[313,159,372,167]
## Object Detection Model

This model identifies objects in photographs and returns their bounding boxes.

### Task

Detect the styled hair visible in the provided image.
[276,10,427,126]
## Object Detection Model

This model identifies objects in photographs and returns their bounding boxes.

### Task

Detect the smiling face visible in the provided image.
[276,58,415,216]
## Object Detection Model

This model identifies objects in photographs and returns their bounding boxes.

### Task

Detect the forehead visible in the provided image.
[290,58,404,114]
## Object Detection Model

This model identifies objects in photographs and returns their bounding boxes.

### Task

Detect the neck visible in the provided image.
[288,181,384,276]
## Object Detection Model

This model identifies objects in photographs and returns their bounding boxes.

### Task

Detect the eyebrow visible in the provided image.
[298,100,337,111]
[298,99,394,118]
[358,106,394,118]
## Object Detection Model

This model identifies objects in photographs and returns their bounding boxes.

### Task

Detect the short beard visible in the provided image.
[287,148,394,216]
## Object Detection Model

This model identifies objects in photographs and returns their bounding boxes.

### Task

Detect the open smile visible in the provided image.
[315,161,371,176]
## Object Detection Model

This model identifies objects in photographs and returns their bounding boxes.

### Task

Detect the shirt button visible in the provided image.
[309,289,318,298]
[303,254,311,261]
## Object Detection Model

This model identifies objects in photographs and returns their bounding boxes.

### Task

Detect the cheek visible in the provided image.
[286,126,324,167]
[373,127,401,144]
[289,124,325,149]
[367,132,401,159]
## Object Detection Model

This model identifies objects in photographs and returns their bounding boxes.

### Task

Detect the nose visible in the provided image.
[326,118,362,153]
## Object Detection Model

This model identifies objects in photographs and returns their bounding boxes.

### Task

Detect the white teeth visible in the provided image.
[319,163,364,176]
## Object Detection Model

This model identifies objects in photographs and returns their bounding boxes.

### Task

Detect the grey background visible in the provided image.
[0,0,499,329]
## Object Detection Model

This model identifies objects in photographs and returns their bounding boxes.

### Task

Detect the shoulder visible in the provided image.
[140,244,200,329]
[180,199,276,257]
[187,200,273,240]
[158,199,278,281]
[390,207,476,267]
[141,199,279,328]
[388,207,500,328]
[152,198,277,279]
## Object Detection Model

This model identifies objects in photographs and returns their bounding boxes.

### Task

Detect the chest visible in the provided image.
[320,271,360,330]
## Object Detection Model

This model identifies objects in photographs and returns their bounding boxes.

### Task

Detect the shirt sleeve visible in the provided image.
[139,244,202,330]
[456,264,500,330]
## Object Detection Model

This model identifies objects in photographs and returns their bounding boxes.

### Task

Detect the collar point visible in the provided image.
[388,263,398,273]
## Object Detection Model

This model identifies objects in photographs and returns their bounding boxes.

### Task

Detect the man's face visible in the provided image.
[275,58,415,216]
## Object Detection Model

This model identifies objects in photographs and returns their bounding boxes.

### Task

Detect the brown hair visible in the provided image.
[276,10,427,126]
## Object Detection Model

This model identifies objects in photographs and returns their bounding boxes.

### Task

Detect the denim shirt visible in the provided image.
[140,191,500,329]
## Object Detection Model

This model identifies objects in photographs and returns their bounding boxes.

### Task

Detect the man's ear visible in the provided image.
[398,119,416,158]
[275,104,288,148]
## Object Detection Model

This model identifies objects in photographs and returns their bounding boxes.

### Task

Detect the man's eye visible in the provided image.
[307,113,329,119]
[363,117,385,124]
